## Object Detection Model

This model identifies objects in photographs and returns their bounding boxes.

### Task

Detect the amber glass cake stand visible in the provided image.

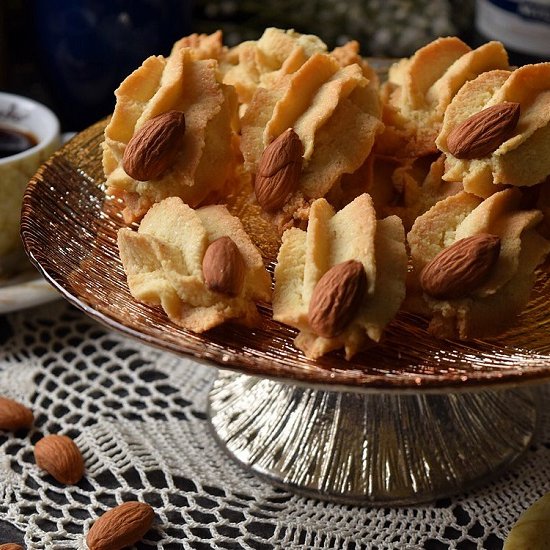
[20,120,550,505]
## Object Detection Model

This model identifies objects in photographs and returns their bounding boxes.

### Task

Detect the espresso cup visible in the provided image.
[0,92,60,277]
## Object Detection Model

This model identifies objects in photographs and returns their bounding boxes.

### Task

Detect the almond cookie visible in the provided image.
[273,193,407,359]
[171,30,224,61]
[241,48,383,230]
[437,63,550,197]
[364,154,463,230]
[103,45,239,223]
[220,27,327,109]
[379,37,509,158]
[117,197,271,332]
[407,188,550,339]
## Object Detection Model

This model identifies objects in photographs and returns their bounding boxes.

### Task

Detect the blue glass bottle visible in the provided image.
[33,0,193,130]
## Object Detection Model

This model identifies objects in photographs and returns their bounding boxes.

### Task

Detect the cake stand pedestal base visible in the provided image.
[207,371,539,505]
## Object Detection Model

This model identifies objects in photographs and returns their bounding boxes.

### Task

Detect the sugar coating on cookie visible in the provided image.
[273,193,407,359]
[437,63,550,197]
[408,189,550,339]
[117,197,271,332]
[103,46,239,222]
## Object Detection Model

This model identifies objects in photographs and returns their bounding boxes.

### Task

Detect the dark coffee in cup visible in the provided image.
[0,92,60,277]
[0,125,38,158]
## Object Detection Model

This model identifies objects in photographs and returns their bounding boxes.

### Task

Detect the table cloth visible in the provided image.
[0,301,548,549]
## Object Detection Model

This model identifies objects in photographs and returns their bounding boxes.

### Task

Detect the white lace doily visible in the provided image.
[0,301,549,549]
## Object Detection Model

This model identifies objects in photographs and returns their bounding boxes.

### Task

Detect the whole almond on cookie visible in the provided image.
[122,110,186,181]
[309,260,367,338]
[446,102,520,159]
[255,128,304,212]
[0,544,24,550]
[420,233,501,300]
[0,396,33,431]
[87,501,154,550]
[34,434,85,485]
[202,236,246,296]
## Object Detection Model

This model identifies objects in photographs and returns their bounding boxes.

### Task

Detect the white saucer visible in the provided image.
[0,268,60,314]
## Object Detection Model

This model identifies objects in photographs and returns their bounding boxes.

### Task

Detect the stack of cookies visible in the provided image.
[103,28,550,360]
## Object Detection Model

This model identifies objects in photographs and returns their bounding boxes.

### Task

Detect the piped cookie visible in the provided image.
[220,27,327,109]
[437,63,550,197]
[273,193,407,359]
[407,188,550,339]
[379,37,509,158]
[241,49,383,231]
[103,46,239,223]
[117,197,271,332]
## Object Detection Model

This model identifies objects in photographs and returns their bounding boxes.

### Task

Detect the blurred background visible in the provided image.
[4,0,548,133]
